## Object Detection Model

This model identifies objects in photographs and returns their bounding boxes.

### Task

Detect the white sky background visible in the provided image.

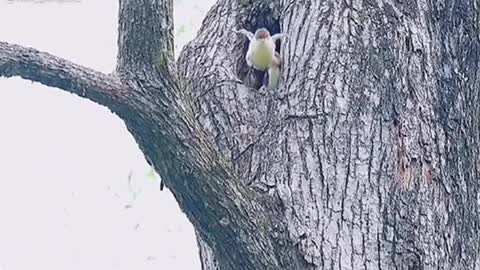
[0,0,216,269]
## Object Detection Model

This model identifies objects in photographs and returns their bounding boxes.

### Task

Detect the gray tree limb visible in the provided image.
[116,0,175,75]
[0,41,128,111]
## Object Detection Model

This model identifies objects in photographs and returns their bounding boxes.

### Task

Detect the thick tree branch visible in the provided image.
[0,41,129,111]
[116,0,175,74]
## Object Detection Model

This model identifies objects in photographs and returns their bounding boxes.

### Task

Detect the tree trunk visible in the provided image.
[179,0,480,269]
[1,0,479,269]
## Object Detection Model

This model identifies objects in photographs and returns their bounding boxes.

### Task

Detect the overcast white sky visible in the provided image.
[0,0,215,269]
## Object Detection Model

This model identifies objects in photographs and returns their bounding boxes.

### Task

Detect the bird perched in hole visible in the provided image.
[235,28,284,90]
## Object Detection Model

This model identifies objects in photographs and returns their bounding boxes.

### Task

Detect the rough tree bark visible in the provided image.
[1,0,479,269]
